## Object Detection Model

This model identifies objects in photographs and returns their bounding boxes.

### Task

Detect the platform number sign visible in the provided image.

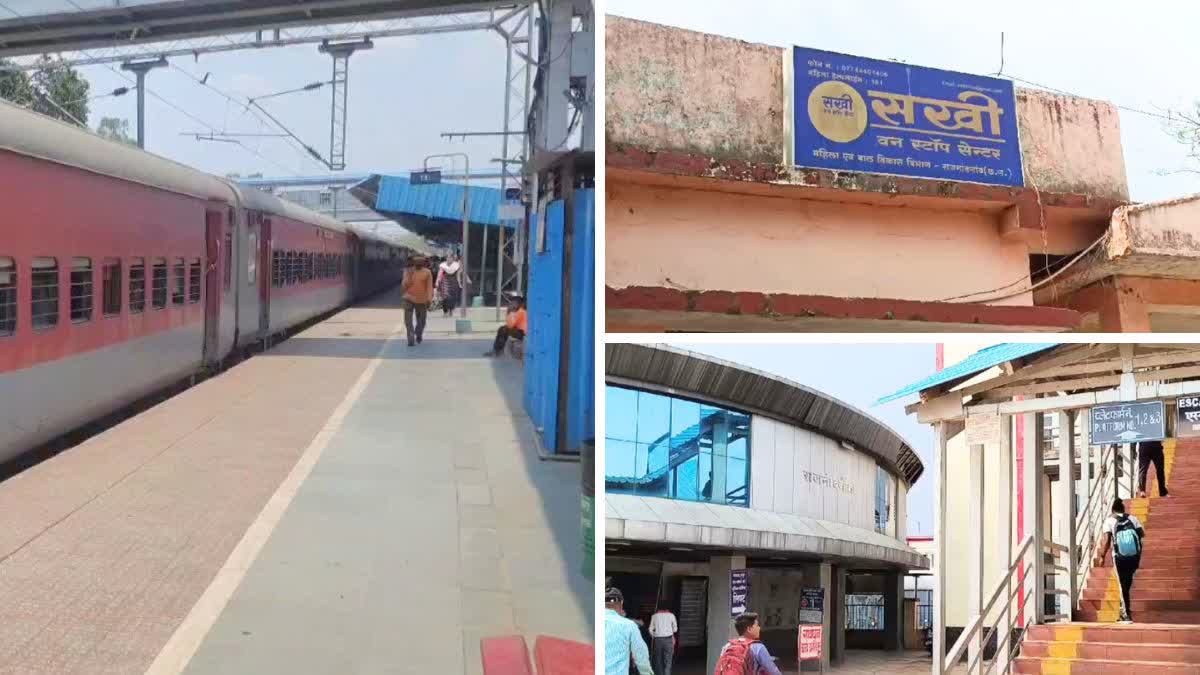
[410,170,442,185]
[730,569,749,617]
[1178,396,1200,438]
[799,588,824,624]
[1089,401,1166,445]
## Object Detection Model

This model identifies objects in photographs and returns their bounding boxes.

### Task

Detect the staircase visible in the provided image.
[1015,438,1200,673]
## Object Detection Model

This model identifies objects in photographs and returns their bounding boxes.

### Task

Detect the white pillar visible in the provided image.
[967,441,985,674]
[996,413,1014,671]
[707,555,747,675]
[1056,411,1078,619]
[933,422,951,674]
[1023,412,1046,625]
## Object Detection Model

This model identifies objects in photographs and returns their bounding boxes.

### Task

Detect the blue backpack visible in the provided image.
[1113,516,1141,558]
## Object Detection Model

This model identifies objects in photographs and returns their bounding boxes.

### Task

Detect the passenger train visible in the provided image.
[0,99,408,465]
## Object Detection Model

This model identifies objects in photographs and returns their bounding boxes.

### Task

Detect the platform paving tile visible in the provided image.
[178,306,591,674]
[0,293,562,674]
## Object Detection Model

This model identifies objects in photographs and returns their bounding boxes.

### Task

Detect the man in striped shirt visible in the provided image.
[604,586,653,675]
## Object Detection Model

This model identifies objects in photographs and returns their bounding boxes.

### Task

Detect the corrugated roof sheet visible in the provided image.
[366,174,510,228]
[876,343,1060,405]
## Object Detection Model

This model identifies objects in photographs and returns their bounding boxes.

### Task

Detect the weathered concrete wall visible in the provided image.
[1112,193,1200,257]
[1016,89,1128,201]
[605,15,783,164]
[606,179,1033,304]
[606,16,1129,201]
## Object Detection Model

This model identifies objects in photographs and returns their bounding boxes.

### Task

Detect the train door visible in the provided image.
[203,210,222,366]
[258,217,271,335]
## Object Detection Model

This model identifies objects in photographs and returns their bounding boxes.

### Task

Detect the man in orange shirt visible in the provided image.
[485,294,527,356]
[401,256,434,347]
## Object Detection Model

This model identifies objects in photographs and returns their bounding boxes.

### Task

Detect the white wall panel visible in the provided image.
[750,415,879,532]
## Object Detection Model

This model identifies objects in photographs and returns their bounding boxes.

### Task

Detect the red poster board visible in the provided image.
[798,625,823,661]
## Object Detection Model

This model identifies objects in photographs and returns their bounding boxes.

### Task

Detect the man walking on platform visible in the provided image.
[605,587,653,675]
[648,606,677,675]
[1137,439,1170,498]
[401,256,433,347]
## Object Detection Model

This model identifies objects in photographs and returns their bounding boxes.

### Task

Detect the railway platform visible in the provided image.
[0,288,592,674]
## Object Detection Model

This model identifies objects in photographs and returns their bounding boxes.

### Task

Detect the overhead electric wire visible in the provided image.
[0,1,301,175]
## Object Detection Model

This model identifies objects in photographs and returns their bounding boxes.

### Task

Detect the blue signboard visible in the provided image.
[799,588,824,624]
[791,46,1024,187]
[1090,401,1166,445]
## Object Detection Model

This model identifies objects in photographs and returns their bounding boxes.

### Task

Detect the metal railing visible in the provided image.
[939,534,1065,675]
[1074,443,1118,598]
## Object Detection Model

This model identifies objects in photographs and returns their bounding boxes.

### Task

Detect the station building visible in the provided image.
[604,343,927,672]
[605,16,1200,333]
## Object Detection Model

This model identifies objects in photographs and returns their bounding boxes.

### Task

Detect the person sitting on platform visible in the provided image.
[484,294,527,357]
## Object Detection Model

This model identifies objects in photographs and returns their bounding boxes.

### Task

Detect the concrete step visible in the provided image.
[1082,588,1200,601]
[1080,598,1200,613]
[1076,608,1200,623]
[1025,624,1200,644]
[1014,655,1198,674]
[1021,639,1200,662]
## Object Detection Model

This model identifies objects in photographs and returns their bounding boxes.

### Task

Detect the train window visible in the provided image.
[31,257,59,331]
[223,230,232,290]
[129,258,145,313]
[284,251,294,285]
[247,233,257,285]
[172,258,185,305]
[188,259,201,303]
[151,258,167,309]
[0,257,14,336]
[271,250,282,288]
[70,257,93,323]
[102,258,121,316]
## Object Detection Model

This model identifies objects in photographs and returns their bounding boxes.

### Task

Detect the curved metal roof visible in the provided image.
[0,98,404,249]
[0,97,234,203]
[605,343,926,485]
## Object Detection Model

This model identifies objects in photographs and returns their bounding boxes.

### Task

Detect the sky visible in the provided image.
[11,8,517,182]
[678,343,939,536]
[605,0,1200,203]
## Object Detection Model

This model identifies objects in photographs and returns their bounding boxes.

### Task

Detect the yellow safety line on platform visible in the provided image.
[144,318,407,675]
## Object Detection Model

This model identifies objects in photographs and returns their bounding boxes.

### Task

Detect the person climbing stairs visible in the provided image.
[1014,438,1200,673]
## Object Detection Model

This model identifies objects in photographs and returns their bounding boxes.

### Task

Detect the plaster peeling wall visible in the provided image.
[606,16,1129,202]
[606,180,1032,305]
[605,15,783,164]
[1016,89,1128,201]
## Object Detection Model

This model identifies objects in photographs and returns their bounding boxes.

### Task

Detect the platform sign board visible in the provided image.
[1177,396,1200,438]
[731,569,749,617]
[790,46,1024,187]
[498,201,525,222]
[410,170,442,185]
[1090,401,1166,445]
[798,625,823,661]
[798,588,824,624]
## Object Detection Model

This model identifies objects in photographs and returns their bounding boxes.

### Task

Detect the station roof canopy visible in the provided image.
[0,1,524,60]
[350,173,512,243]
[606,343,926,485]
[893,343,1200,423]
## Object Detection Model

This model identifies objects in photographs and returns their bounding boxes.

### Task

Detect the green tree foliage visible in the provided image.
[96,116,134,144]
[0,56,90,126]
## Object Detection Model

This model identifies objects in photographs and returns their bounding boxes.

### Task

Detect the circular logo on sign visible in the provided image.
[807,80,868,143]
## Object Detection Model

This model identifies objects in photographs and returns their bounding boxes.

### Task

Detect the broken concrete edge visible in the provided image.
[607,143,1129,219]
[605,285,1083,330]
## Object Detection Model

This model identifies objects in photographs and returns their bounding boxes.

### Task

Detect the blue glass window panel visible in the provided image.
[606,386,638,442]
[677,455,699,501]
[726,456,748,505]
[605,439,638,480]
[637,392,671,445]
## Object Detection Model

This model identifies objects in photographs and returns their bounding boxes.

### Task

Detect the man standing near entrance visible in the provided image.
[605,586,653,675]
[648,606,677,675]
[1137,438,1170,498]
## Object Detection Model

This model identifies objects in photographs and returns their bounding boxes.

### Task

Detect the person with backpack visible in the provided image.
[1100,498,1146,623]
[715,613,781,675]
[605,587,653,675]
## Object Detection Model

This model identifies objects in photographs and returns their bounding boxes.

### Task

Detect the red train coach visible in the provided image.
[0,99,407,466]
